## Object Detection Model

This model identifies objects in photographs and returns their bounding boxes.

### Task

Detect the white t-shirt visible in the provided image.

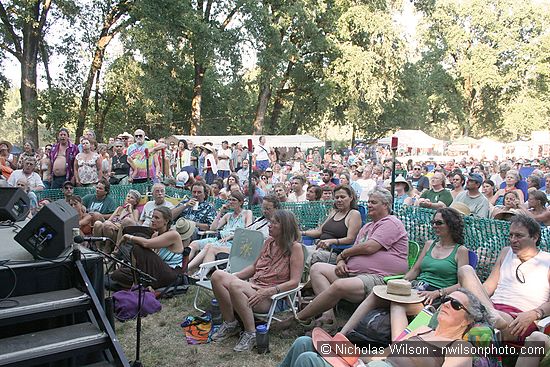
[288,191,307,202]
[8,170,45,190]
[140,200,175,227]
[217,147,232,171]
[255,144,270,161]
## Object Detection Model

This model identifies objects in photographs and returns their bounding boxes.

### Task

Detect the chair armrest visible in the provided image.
[270,284,304,301]
[197,258,229,280]
[383,274,405,282]
[537,316,550,333]
[197,230,219,237]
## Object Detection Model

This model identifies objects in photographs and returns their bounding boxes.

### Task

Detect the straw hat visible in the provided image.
[394,175,410,192]
[0,140,12,152]
[175,218,196,241]
[450,202,471,216]
[118,132,132,138]
[494,209,518,221]
[372,279,425,304]
[311,327,359,367]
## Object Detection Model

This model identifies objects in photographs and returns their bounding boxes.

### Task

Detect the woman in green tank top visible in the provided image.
[340,208,470,341]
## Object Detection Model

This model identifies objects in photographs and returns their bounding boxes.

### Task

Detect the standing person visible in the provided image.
[217,140,232,179]
[74,138,102,187]
[202,144,218,184]
[39,144,52,189]
[172,139,190,175]
[452,173,491,218]
[17,141,39,169]
[98,143,111,179]
[231,142,244,172]
[126,129,166,184]
[50,128,79,189]
[253,135,271,172]
[110,140,130,185]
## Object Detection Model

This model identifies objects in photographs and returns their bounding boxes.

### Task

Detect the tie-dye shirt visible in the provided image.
[127,141,157,179]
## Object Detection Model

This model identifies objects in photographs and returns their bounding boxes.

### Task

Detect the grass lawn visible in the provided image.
[114,287,314,367]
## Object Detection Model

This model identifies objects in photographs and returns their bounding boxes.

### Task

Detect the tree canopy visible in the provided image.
[0,0,548,146]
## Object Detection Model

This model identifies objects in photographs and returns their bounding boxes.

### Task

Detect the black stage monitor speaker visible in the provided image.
[0,187,30,222]
[15,199,79,259]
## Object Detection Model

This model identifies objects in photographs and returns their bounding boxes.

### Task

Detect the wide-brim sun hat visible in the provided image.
[372,279,425,304]
[175,218,196,241]
[311,327,360,367]
[118,132,132,138]
[450,201,472,216]
[0,140,13,152]
[202,144,216,153]
[394,175,410,192]
[494,209,518,221]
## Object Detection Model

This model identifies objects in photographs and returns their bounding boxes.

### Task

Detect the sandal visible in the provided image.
[314,318,339,334]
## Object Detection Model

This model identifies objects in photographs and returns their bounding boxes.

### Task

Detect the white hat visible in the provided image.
[372,279,425,304]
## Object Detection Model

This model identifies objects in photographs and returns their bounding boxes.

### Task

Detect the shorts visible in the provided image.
[493,303,538,341]
[256,160,270,171]
[356,273,386,295]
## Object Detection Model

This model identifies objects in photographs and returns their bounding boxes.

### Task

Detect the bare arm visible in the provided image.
[73,157,80,185]
[96,155,103,181]
[123,230,182,251]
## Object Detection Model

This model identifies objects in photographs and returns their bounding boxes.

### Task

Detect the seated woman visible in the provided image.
[302,185,362,265]
[67,195,94,236]
[92,189,141,253]
[338,208,469,340]
[491,169,525,206]
[526,190,550,226]
[187,191,252,273]
[15,178,38,217]
[209,210,304,352]
[276,188,409,333]
[491,191,526,220]
[219,173,240,200]
[110,207,194,289]
[279,288,491,367]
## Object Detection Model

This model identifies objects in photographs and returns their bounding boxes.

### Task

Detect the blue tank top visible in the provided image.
[157,247,183,269]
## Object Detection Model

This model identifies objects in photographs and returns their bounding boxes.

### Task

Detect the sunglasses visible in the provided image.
[135,134,143,138]
[441,296,470,314]
[122,137,129,140]
[413,168,421,170]
[431,220,445,226]
[515,262,525,284]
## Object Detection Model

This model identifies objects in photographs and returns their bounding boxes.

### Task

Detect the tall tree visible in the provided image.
[0,0,53,146]
[76,0,134,142]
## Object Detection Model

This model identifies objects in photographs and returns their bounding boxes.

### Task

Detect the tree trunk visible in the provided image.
[252,82,271,135]
[190,61,206,135]
[268,60,294,132]
[76,0,131,140]
[20,12,41,146]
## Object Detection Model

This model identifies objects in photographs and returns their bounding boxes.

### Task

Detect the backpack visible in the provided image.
[346,308,391,347]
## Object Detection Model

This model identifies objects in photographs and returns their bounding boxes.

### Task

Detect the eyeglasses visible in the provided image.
[431,220,445,226]
[515,262,526,283]
[441,296,470,314]
[135,134,143,138]
[122,137,129,140]
[413,168,421,170]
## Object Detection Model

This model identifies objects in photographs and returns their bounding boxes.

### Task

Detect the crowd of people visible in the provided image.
[2,128,550,363]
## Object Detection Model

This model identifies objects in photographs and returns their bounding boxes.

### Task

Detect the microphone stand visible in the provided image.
[87,241,156,367]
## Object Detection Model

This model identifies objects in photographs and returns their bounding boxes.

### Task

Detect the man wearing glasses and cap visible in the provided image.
[458,215,550,341]
[126,129,166,184]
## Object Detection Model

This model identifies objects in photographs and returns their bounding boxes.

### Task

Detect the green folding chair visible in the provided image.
[193,228,265,313]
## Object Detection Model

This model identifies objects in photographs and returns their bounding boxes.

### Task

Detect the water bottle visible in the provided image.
[256,324,269,354]
[210,298,223,326]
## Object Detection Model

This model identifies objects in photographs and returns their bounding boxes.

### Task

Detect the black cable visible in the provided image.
[0,263,19,309]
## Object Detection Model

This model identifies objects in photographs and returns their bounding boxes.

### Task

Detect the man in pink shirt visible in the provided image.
[276,187,408,331]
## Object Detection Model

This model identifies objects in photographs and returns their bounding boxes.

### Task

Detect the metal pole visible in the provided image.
[248,151,253,210]
[391,149,396,212]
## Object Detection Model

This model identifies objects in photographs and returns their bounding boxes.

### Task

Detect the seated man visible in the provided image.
[171,181,216,234]
[276,187,409,332]
[122,183,174,227]
[7,157,44,191]
[246,194,280,239]
[458,214,550,341]
[81,178,117,222]
[416,172,453,209]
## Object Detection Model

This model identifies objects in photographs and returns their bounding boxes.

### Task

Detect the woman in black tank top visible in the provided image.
[302,185,363,264]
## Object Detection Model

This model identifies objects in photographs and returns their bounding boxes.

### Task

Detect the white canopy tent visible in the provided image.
[166,135,324,150]
[378,130,447,151]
